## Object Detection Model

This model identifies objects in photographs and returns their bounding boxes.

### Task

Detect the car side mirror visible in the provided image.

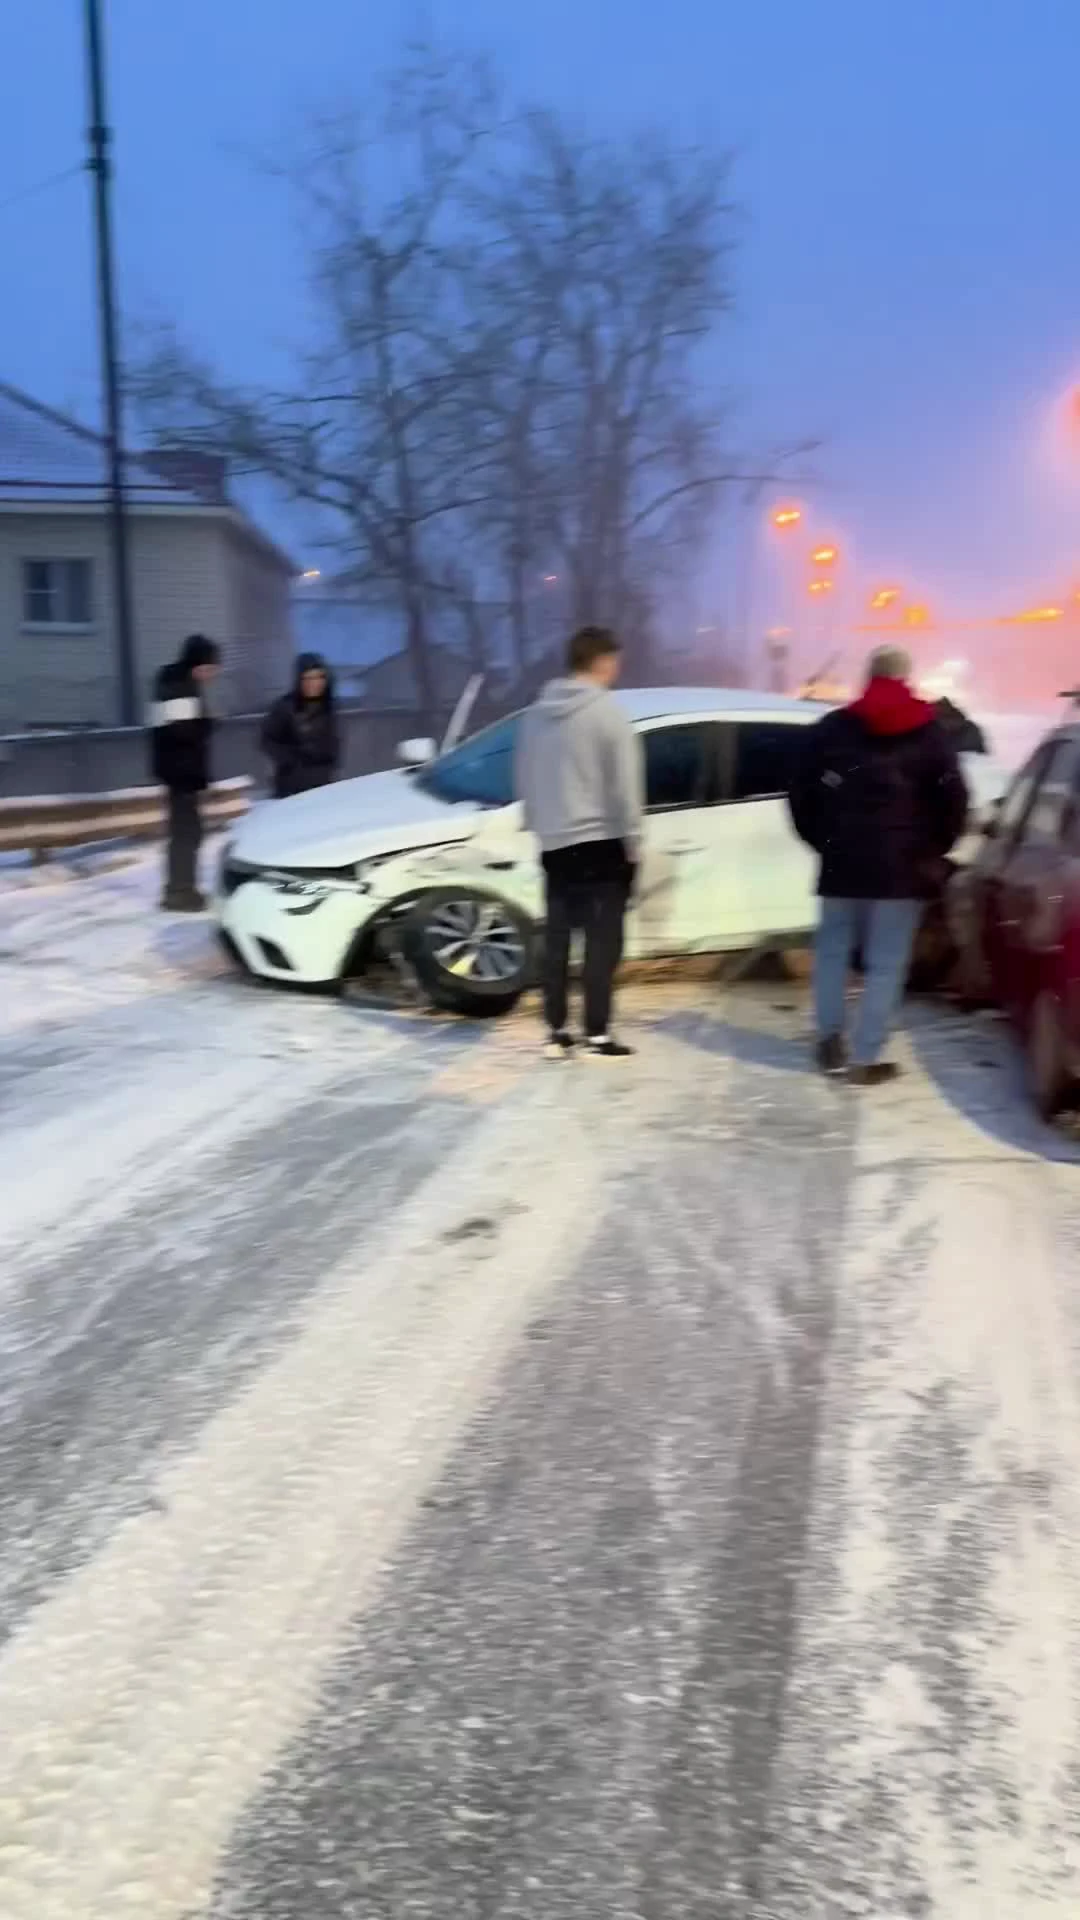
[397,737,436,768]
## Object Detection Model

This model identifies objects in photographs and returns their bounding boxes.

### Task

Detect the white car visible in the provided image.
[215,687,1004,1013]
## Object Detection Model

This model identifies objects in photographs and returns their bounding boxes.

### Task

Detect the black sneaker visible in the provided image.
[816,1035,848,1076]
[848,1062,902,1088]
[543,1031,577,1060]
[161,889,207,914]
[584,1037,635,1060]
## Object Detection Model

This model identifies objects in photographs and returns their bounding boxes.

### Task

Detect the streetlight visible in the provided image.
[869,586,901,611]
[808,577,834,596]
[1008,604,1064,623]
[771,506,802,531]
[811,544,839,567]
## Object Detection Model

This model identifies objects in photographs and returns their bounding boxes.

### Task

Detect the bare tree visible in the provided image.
[132,39,798,714]
[135,44,504,727]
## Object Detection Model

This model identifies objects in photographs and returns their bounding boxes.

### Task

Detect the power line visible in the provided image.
[0,164,83,218]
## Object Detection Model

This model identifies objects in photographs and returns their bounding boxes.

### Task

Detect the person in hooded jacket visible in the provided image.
[516,625,643,1060]
[149,633,221,911]
[261,654,340,800]
[788,645,969,1086]
[935,695,988,756]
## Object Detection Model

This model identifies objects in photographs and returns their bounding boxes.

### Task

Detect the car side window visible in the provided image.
[642,723,715,812]
[996,745,1053,841]
[728,721,805,802]
[1016,741,1079,848]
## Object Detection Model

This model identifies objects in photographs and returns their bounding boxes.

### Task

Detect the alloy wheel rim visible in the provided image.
[426,898,526,982]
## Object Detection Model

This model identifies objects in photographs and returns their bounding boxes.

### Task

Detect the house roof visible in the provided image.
[0,381,297,574]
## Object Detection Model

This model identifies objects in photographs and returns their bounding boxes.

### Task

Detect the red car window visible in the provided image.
[1016,740,1080,848]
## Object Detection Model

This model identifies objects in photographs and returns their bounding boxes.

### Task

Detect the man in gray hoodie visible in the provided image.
[516,626,644,1059]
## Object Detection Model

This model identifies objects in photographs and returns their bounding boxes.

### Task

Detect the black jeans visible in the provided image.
[542,839,633,1038]
[165,789,203,898]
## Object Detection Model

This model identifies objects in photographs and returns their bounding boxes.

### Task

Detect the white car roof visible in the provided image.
[613,685,826,724]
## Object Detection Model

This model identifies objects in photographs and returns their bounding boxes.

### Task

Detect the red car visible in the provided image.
[948,714,1080,1118]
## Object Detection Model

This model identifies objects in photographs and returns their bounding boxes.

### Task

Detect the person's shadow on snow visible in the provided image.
[654,1009,810,1076]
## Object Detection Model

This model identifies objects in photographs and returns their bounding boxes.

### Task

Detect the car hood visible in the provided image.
[230,769,483,869]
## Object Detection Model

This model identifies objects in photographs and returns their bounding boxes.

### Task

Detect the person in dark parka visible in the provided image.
[788,645,969,1085]
[149,633,221,912]
[261,654,340,800]
[935,695,988,756]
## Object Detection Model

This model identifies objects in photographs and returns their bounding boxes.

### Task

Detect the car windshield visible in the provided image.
[417,711,523,807]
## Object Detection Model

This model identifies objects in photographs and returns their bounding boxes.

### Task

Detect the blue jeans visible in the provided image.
[814,898,922,1066]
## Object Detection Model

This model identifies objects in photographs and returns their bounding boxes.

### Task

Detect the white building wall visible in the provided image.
[0,508,288,730]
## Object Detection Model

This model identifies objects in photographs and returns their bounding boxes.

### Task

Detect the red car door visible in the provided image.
[1056,791,1080,1056]
[981,743,1056,1004]
[992,740,1079,1019]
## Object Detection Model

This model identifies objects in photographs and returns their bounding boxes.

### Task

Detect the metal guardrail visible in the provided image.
[0,777,253,855]
[0,705,455,801]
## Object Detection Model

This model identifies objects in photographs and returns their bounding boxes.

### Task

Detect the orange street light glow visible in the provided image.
[904,604,931,627]
[870,587,900,610]
[811,544,839,566]
[808,578,834,596]
[1015,604,1064,623]
[772,506,802,530]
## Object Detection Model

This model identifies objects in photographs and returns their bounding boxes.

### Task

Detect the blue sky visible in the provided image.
[3,0,1080,624]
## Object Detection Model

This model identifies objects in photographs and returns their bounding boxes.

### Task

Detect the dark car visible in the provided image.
[948,718,1080,1117]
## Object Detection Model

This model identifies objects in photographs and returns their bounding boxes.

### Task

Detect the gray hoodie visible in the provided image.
[515,677,644,856]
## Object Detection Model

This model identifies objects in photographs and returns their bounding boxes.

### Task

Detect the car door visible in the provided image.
[714,717,818,941]
[992,739,1080,1015]
[627,720,726,955]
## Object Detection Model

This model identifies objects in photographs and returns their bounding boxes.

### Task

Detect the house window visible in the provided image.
[22,559,93,628]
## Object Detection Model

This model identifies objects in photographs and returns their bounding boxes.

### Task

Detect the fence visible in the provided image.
[0,704,449,802]
[0,779,252,855]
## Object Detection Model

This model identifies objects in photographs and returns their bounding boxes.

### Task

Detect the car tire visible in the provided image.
[1028,990,1074,1123]
[398,887,537,1017]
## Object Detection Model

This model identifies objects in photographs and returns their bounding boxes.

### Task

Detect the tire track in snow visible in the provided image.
[758,1063,1080,1917]
[0,1070,609,1920]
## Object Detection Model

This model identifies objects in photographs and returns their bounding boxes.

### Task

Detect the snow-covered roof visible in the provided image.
[0,382,297,573]
[0,383,213,507]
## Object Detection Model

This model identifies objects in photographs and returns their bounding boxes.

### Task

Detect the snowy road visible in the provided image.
[2,855,1080,1918]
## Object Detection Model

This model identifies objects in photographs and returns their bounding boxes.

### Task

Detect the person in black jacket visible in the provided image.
[149,634,221,912]
[260,653,340,800]
[788,645,969,1085]
[935,695,988,755]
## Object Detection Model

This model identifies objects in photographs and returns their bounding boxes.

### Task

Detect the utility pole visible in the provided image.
[84,0,137,727]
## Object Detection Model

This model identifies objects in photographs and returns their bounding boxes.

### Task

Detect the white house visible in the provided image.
[0,383,297,730]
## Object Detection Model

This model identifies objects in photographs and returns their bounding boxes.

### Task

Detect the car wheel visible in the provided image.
[398,887,536,1017]
[1028,990,1074,1122]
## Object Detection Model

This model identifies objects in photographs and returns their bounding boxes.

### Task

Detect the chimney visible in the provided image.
[143,447,229,505]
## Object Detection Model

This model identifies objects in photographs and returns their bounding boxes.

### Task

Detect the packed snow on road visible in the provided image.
[1,849,1080,1919]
